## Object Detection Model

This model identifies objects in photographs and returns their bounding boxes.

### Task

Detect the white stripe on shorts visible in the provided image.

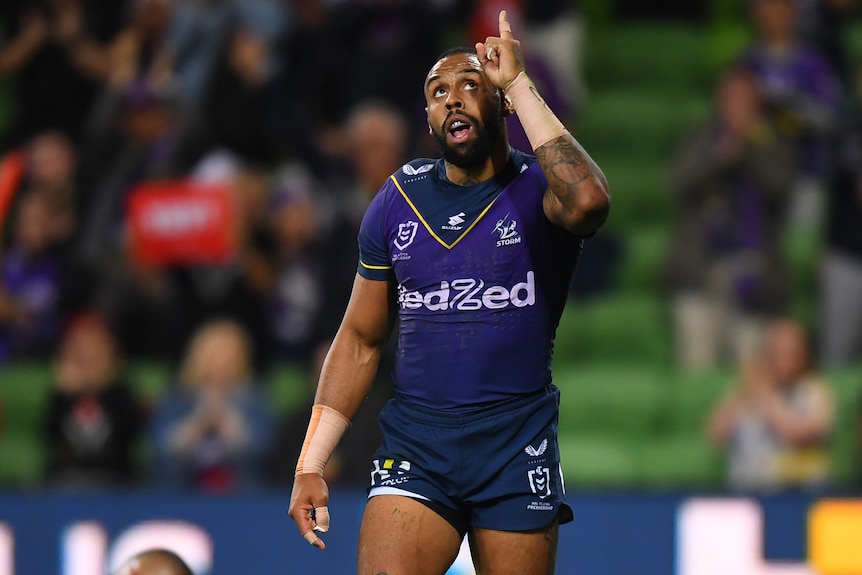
[367,487,430,501]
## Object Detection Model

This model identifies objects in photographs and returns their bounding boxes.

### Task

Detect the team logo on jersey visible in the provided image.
[524,439,548,457]
[528,466,552,499]
[402,163,434,176]
[370,458,412,487]
[442,212,466,231]
[494,214,521,247]
[394,221,418,250]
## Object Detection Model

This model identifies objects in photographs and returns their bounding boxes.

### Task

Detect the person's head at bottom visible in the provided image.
[112,549,193,575]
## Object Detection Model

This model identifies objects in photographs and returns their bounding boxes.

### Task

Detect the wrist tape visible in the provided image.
[295,404,350,476]
[504,72,569,150]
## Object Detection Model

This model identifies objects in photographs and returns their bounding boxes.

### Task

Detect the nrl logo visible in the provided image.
[394,221,418,250]
[528,466,552,499]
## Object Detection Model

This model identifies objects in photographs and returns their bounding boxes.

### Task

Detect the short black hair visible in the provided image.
[435,46,478,62]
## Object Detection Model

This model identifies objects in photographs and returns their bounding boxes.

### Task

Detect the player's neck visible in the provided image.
[445,140,511,187]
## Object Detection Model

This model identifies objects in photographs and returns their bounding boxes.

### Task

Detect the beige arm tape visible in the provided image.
[295,404,350,476]
[504,71,569,150]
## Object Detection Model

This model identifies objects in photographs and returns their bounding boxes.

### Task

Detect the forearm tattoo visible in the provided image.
[535,134,608,230]
[535,135,592,190]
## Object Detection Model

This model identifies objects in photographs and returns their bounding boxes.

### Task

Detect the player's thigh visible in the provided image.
[357,495,463,575]
[468,522,559,575]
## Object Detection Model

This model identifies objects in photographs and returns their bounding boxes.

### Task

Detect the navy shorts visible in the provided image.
[367,385,573,535]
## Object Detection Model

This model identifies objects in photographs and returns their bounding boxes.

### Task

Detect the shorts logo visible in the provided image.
[371,458,412,487]
[528,466,551,499]
[524,439,548,457]
[394,221,418,250]
[494,214,521,247]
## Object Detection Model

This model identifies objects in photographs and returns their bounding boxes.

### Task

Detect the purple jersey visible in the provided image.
[358,150,583,410]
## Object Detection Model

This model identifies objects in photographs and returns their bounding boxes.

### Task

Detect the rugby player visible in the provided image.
[289,10,610,574]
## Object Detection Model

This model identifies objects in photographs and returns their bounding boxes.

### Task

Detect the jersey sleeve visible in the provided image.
[357,183,394,281]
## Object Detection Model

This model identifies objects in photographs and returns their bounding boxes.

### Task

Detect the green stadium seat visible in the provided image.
[583,24,706,92]
[615,226,671,292]
[664,368,733,434]
[0,432,44,488]
[0,363,52,434]
[555,296,672,364]
[824,365,862,485]
[558,432,639,488]
[123,361,172,403]
[556,363,665,436]
[267,362,314,415]
[635,435,723,488]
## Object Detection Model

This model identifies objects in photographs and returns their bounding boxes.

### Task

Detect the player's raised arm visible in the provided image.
[288,274,396,550]
[478,11,610,236]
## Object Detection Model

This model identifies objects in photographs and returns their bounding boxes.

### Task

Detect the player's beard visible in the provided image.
[433,111,502,169]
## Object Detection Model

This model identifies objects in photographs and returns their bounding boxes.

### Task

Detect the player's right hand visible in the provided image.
[288,473,331,550]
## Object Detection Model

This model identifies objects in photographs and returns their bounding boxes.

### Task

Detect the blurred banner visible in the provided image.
[0,490,858,575]
[126,180,235,266]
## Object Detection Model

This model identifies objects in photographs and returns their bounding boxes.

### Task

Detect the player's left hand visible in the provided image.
[288,473,331,550]
[475,10,526,91]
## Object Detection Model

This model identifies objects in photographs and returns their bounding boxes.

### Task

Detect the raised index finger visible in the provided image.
[499,10,513,39]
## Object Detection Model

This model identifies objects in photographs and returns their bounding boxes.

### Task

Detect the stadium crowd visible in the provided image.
[0,0,860,494]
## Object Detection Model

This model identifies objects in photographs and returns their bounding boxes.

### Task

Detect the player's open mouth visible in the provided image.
[447,116,473,143]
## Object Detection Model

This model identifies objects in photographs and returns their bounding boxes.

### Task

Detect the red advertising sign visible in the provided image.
[127,180,235,265]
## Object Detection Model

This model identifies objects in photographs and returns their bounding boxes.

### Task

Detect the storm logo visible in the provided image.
[494,214,521,247]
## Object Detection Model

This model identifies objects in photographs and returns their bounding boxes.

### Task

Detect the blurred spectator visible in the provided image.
[706,317,835,492]
[521,0,585,117]
[148,0,236,110]
[266,163,354,365]
[150,319,273,492]
[817,67,862,366]
[738,0,843,224]
[338,100,410,224]
[0,0,129,147]
[43,313,144,489]
[199,1,292,164]
[0,191,66,361]
[76,78,190,265]
[663,67,797,371]
[0,130,79,250]
[310,0,443,159]
[266,102,406,487]
[98,0,172,93]
[794,0,859,90]
[22,131,78,241]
